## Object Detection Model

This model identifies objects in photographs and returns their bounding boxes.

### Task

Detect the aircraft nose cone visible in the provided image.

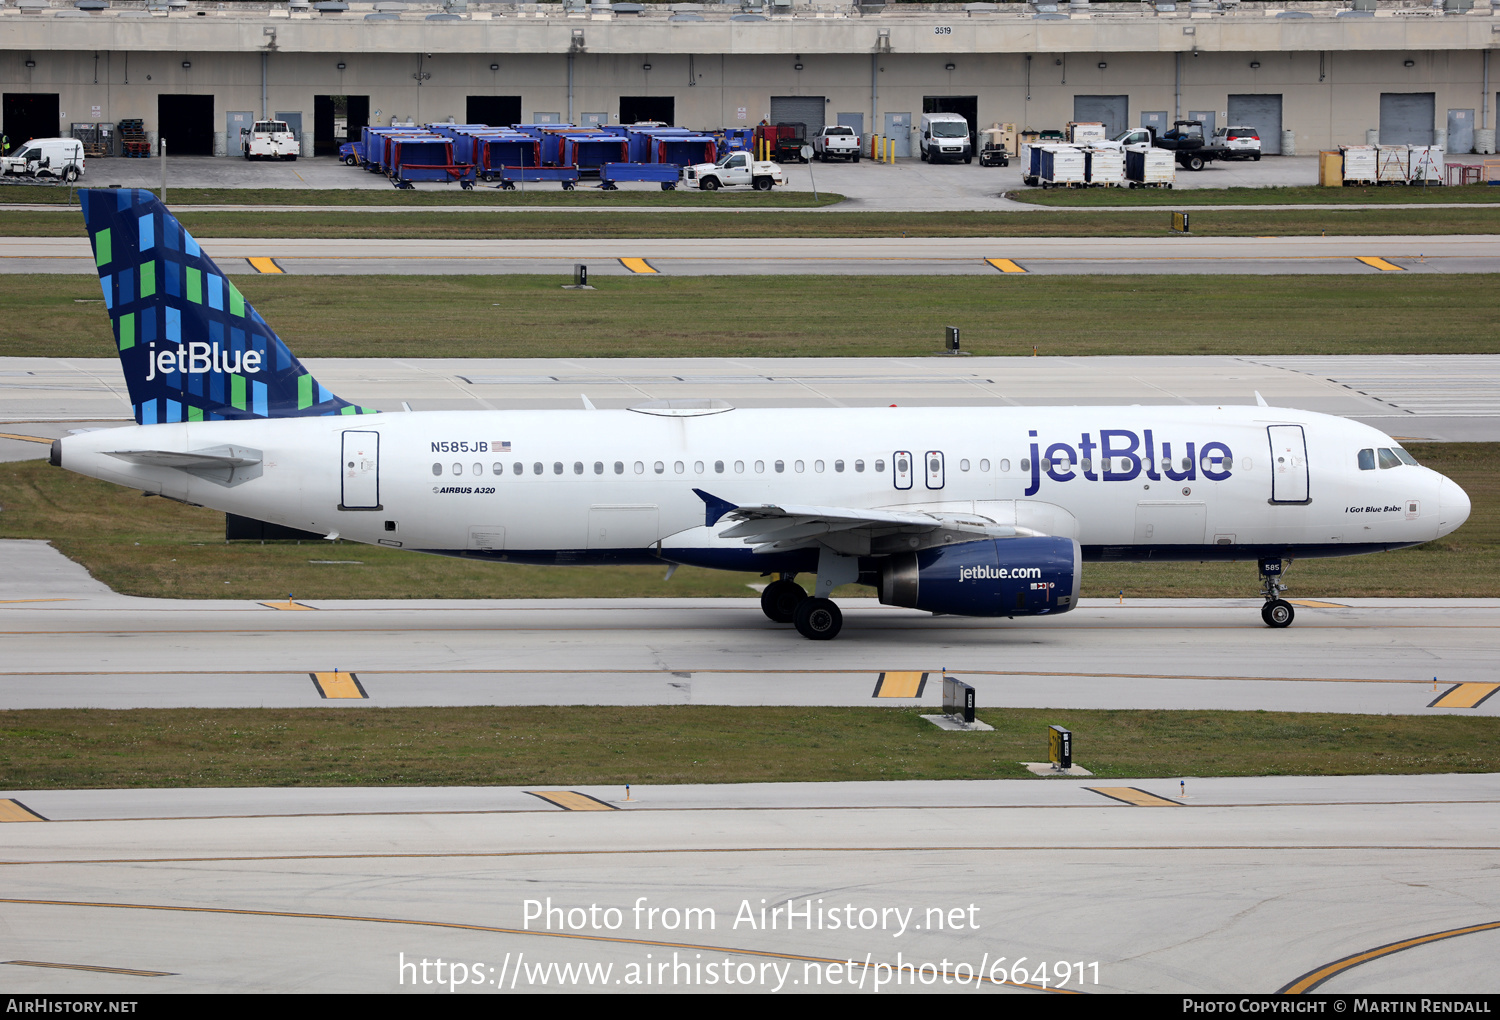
[1438,476,1471,537]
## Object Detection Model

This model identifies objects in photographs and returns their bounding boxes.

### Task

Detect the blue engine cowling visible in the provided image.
[877,536,1081,617]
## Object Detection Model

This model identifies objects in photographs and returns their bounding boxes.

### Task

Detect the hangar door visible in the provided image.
[1227,94,1283,154]
[3,93,59,150]
[923,95,977,151]
[1073,95,1128,141]
[314,95,368,156]
[467,95,520,128]
[1379,93,1435,145]
[770,96,826,137]
[158,94,215,155]
[619,96,674,125]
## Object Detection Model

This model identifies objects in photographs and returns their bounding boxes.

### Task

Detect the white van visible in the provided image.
[919,113,973,164]
[0,137,85,180]
[242,120,300,161]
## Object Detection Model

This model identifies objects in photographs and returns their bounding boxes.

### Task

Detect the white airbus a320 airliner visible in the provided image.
[52,190,1471,639]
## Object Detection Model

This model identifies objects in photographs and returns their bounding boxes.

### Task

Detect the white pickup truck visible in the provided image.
[683,151,786,191]
[241,120,300,161]
[812,125,861,162]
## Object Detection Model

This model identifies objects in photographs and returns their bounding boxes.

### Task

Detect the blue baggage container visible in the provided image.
[654,135,717,166]
[388,136,475,189]
[563,135,631,171]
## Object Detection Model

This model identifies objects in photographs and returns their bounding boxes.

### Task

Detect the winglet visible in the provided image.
[693,488,739,528]
[1254,390,1269,407]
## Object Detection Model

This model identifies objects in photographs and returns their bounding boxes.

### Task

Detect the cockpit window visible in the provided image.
[1377,448,1402,470]
[1394,448,1419,466]
[1358,449,1375,471]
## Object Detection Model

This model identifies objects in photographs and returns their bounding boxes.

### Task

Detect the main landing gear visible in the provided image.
[760,575,844,640]
[1258,557,1295,629]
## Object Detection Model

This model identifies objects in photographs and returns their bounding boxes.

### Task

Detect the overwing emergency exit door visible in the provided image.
[893,451,913,490]
[340,430,381,510]
[1267,425,1309,504]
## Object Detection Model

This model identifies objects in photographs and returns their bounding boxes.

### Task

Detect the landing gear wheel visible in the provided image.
[760,579,807,623]
[794,598,842,640]
[1262,599,1295,628]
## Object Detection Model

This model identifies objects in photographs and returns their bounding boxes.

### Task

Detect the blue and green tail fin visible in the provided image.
[80,188,376,425]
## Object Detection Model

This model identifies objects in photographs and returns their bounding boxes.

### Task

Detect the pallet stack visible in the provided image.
[118,118,149,158]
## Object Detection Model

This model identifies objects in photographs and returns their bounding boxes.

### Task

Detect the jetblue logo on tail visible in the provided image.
[145,341,264,381]
[80,188,374,425]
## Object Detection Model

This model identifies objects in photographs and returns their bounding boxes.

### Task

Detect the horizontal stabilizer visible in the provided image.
[106,444,263,487]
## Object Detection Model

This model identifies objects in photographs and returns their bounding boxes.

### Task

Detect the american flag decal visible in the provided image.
[495,441,511,452]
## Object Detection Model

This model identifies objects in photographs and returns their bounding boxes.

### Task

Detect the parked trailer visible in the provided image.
[563,135,631,174]
[625,126,690,163]
[598,162,681,190]
[387,136,475,189]
[1083,146,1125,187]
[465,135,542,180]
[1039,145,1086,188]
[492,165,582,191]
[362,126,424,171]
[1125,146,1176,188]
[656,135,717,167]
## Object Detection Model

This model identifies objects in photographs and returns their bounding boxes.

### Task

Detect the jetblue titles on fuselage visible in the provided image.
[1024,429,1234,497]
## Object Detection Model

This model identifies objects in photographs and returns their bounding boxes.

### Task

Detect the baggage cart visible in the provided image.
[1125,146,1176,188]
[598,162,681,190]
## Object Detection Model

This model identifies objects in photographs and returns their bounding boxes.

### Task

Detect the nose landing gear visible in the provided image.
[1258,557,1295,628]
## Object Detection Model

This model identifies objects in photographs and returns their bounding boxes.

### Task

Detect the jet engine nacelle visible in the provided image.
[878,536,1081,617]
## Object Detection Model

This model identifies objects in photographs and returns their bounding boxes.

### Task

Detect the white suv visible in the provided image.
[1213,126,1262,161]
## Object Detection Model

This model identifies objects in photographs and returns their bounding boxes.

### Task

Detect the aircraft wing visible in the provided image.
[693,488,1036,556]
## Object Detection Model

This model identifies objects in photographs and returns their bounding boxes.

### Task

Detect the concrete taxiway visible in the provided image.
[0,775,1497,994]
[4,354,1498,448]
[5,233,1498,276]
[2,542,1495,716]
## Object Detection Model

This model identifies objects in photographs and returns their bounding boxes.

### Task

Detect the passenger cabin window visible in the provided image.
[1358,449,1376,471]
[493,462,504,475]
[432,463,442,476]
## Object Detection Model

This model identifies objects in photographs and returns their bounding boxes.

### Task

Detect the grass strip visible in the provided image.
[4,207,1500,239]
[6,274,1499,360]
[1012,184,1500,207]
[0,706,1494,789]
[0,185,845,209]
[0,443,1492,602]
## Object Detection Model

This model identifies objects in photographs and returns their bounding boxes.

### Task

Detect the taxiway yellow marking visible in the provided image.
[1278,919,1500,994]
[872,671,928,698]
[985,258,1027,273]
[1086,787,1182,807]
[310,671,367,699]
[1287,600,1348,609]
[1356,256,1404,272]
[246,257,284,274]
[260,600,316,611]
[2,960,172,977]
[0,598,75,605]
[0,897,1070,992]
[525,791,616,811]
[618,257,658,274]
[1428,683,1500,709]
[0,799,46,822]
[0,432,53,445]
